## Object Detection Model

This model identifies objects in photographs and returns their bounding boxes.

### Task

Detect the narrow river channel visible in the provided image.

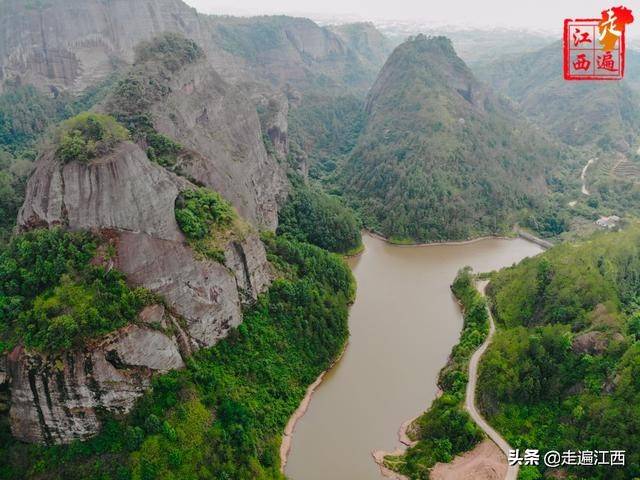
[285,233,543,480]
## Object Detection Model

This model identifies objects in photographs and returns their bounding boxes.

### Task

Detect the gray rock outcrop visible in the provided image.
[7,321,184,444]
[12,140,272,443]
[144,60,287,229]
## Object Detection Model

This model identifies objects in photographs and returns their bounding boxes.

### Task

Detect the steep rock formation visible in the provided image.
[12,140,272,443]
[6,320,185,444]
[0,0,389,96]
[18,142,270,346]
[0,0,205,93]
[18,142,190,238]
[255,90,290,160]
[140,59,287,229]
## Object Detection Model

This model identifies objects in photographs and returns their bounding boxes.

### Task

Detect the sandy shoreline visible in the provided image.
[279,343,348,473]
[430,439,508,480]
[370,413,420,479]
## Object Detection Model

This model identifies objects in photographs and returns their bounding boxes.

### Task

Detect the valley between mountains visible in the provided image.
[0,1,640,480]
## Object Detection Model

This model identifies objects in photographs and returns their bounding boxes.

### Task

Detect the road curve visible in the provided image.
[465,281,519,480]
[581,158,595,195]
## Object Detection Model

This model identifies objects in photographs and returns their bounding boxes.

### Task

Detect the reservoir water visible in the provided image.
[285,233,543,480]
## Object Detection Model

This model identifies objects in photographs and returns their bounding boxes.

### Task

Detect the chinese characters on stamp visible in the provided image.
[564,6,634,80]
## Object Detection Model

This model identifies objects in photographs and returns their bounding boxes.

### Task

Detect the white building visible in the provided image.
[596,215,621,229]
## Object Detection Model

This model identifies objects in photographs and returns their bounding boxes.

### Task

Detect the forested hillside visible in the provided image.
[481,226,640,479]
[0,233,354,479]
[472,42,640,243]
[476,42,640,152]
[340,35,568,242]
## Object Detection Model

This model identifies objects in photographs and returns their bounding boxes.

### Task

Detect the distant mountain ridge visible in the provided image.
[0,0,392,96]
[475,41,640,152]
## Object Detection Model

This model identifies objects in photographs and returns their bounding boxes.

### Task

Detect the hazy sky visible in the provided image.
[183,0,637,34]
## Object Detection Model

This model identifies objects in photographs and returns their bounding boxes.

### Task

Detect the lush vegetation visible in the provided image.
[55,113,129,163]
[175,187,240,262]
[287,95,366,180]
[0,229,150,353]
[134,33,204,73]
[475,42,640,153]
[277,177,362,254]
[479,226,640,479]
[0,150,31,244]
[339,35,569,242]
[279,94,366,255]
[0,234,354,480]
[385,267,485,478]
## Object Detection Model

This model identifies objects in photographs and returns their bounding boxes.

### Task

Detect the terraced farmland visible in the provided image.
[612,159,640,181]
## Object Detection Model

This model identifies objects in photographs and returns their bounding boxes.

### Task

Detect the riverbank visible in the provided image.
[372,272,511,480]
[366,228,552,250]
[376,280,517,480]
[366,230,512,247]
[513,227,553,250]
[280,343,348,473]
[430,439,507,480]
[371,415,419,479]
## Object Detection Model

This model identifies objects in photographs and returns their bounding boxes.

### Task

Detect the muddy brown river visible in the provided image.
[285,233,543,480]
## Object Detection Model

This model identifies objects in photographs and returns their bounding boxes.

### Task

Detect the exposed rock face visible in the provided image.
[0,0,389,96]
[18,142,190,239]
[571,330,625,355]
[0,0,205,93]
[7,322,184,444]
[116,231,243,349]
[109,324,185,372]
[145,61,287,229]
[18,141,270,346]
[224,234,273,304]
[13,141,272,443]
[256,91,290,160]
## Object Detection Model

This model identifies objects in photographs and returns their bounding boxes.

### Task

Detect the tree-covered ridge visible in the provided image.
[0,235,354,480]
[277,177,362,255]
[480,226,640,479]
[340,35,569,242]
[134,33,204,73]
[0,229,151,353]
[385,267,485,478]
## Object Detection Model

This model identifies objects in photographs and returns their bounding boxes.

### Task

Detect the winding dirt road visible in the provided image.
[464,282,519,480]
[581,158,595,195]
